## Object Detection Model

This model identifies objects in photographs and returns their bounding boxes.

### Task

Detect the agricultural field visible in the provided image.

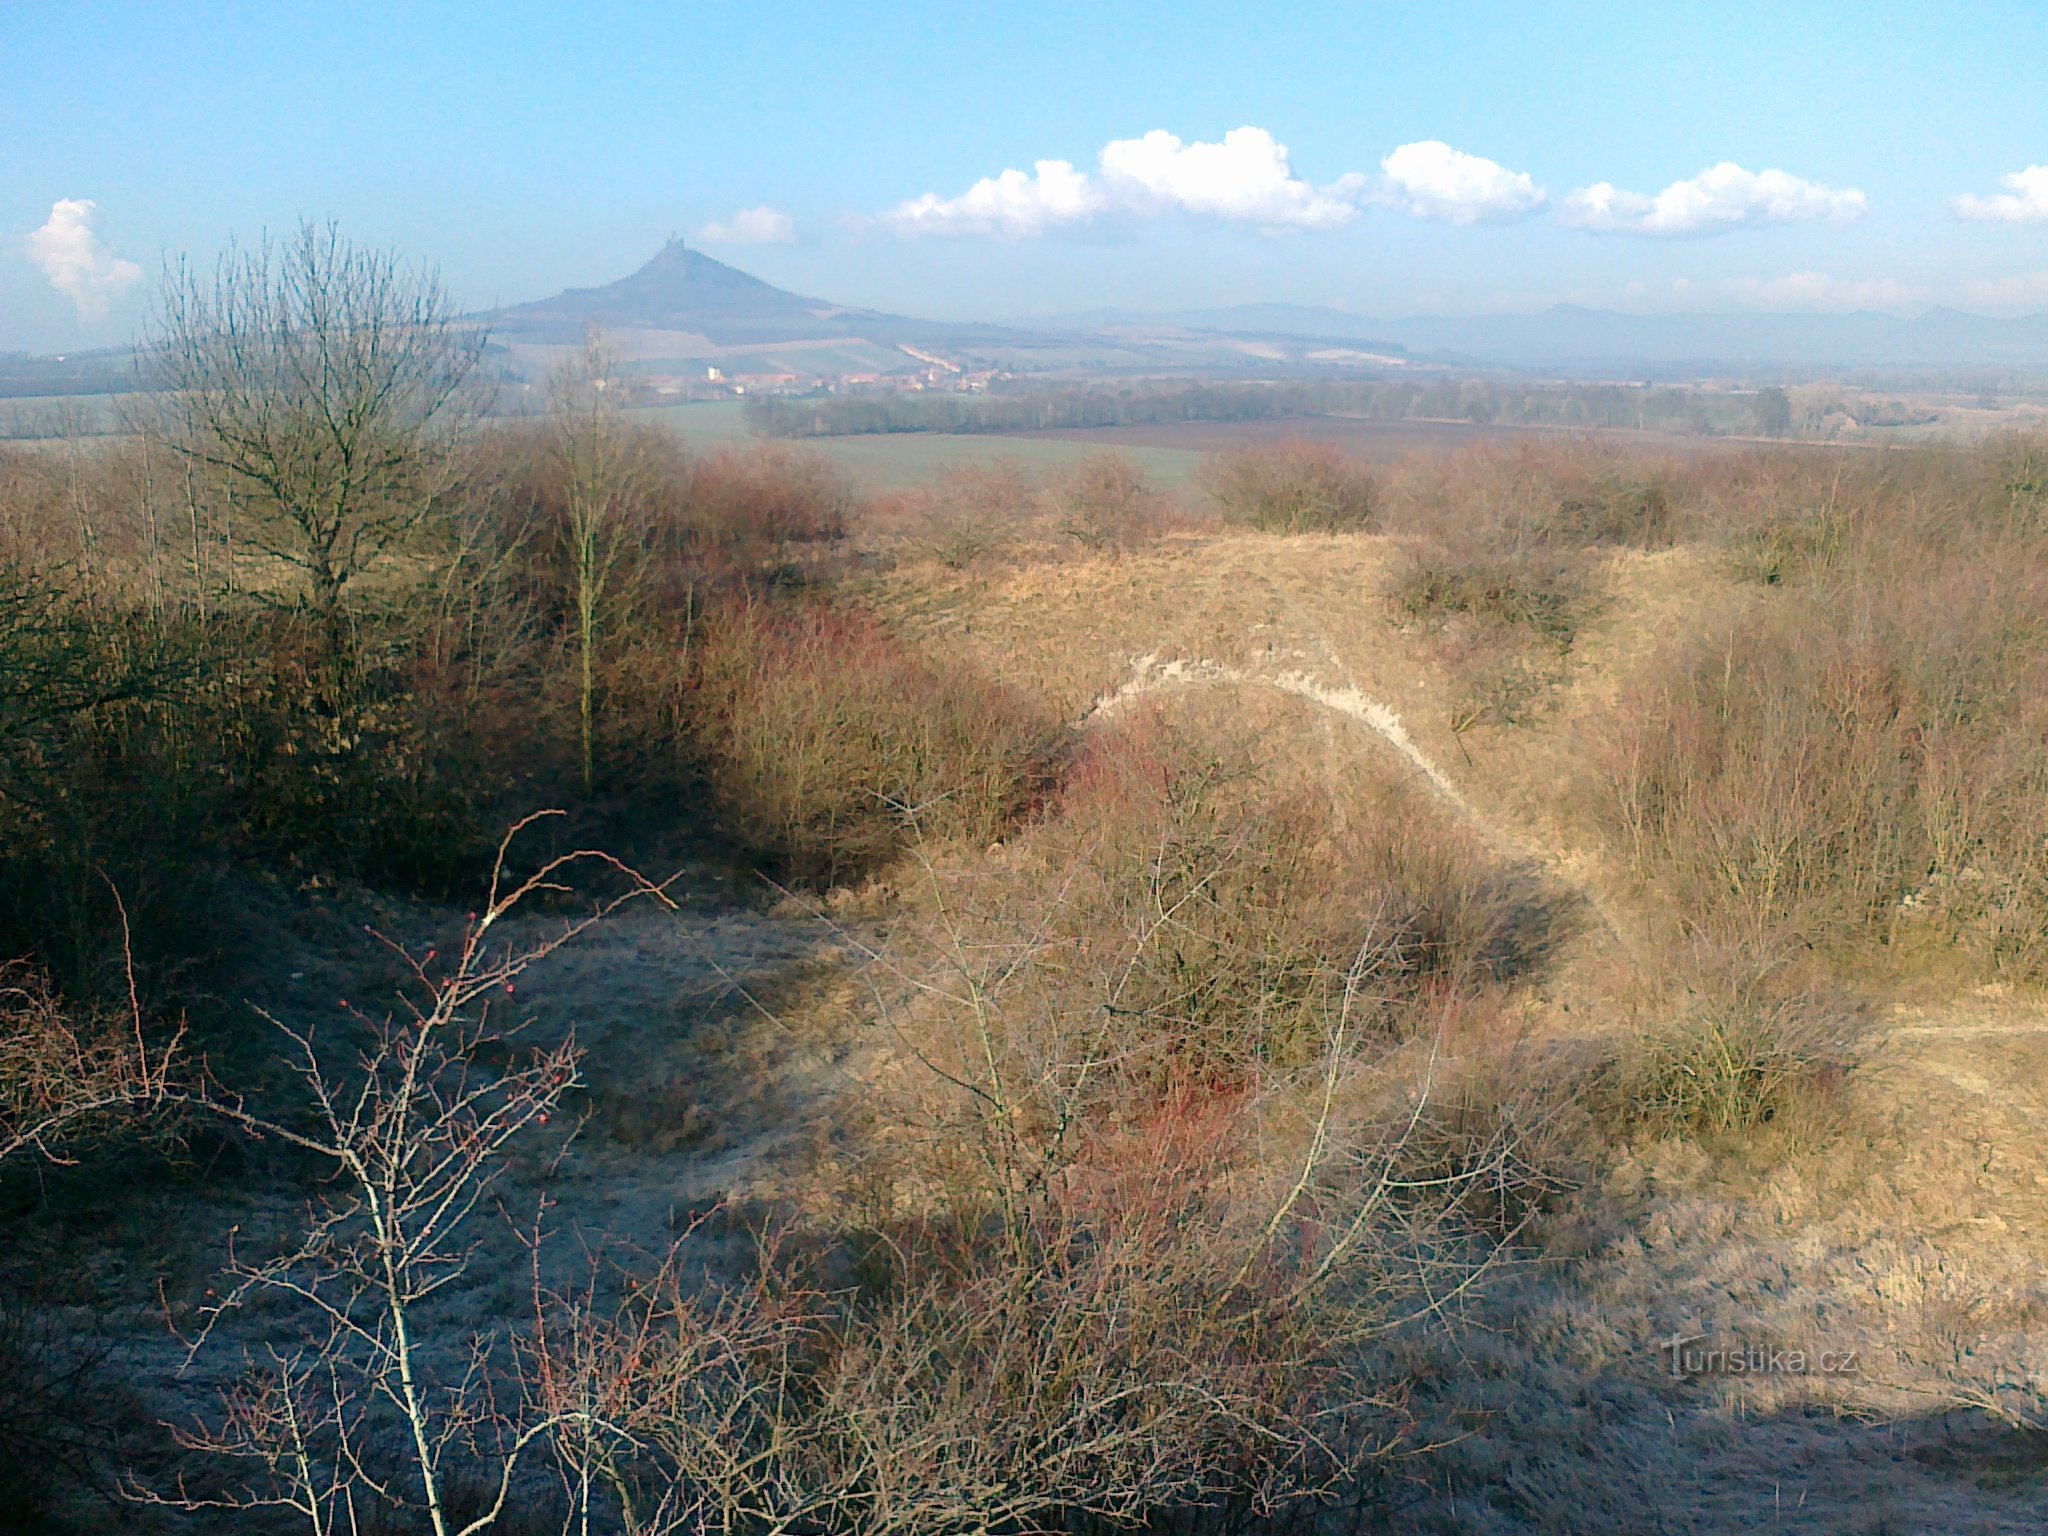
[630,398,1758,496]
[637,397,1210,489]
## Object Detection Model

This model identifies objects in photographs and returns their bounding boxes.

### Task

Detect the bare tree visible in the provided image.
[141,816,668,1536]
[149,221,486,640]
[547,329,647,791]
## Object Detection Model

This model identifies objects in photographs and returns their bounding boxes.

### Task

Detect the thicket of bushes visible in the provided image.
[1200,438,1377,532]
[873,452,1171,568]
[1603,443,2048,979]
[0,411,1564,1532]
[1369,435,2048,984]
[1383,442,1681,649]
[686,598,1061,884]
[0,425,1030,1012]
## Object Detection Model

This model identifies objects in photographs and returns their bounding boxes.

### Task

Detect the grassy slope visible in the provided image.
[856,528,2048,1532]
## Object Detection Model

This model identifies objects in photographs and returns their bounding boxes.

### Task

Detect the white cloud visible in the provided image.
[1095,127,1357,230]
[694,206,798,245]
[877,132,1548,238]
[882,126,1358,236]
[883,159,1099,237]
[1560,163,1866,235]
[1375,140,1545,224]
[1952,166,2048,224]
[24,198,143,319]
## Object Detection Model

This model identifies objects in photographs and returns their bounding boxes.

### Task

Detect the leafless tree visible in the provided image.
[138,815,669,1536]
[547,328,648,791]
[148,221,486,640]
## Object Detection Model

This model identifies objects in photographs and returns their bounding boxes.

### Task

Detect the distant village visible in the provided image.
[639,348,1006,403]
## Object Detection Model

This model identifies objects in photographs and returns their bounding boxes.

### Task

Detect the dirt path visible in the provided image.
[1084,650,1470,807]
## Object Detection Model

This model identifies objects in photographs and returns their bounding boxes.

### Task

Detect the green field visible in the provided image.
[0,393,1208,489]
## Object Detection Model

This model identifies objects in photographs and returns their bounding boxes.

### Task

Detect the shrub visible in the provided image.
[1200,438,1376,533]
[1535,470,1677,547]
[1607,1005,1827,1140]
[685,598,1062,883]
[1602,563,2048,976]
[1391,539,1590,647]
[660,716,1557,1534]
[1377,444,1668,651]
[489,429,855,600]
[221,608,513,892]
[953,709,1516,1081]
[0,960,175,1170]
[1991,433,2048,537]
[0,1296,124,1530]
[1592,959,1852,1144]
[1383,438,1688,552]
[0,572,227,998]
[610,1161,1387,1535]
[673,443,851,563]
[1044,452,1167,553]
[895,459,1037,569]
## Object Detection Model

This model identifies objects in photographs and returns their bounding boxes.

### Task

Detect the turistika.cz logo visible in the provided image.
[1658,1332,1861,1380]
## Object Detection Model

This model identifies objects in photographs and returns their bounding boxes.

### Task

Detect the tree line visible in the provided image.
[745,377,1781,439]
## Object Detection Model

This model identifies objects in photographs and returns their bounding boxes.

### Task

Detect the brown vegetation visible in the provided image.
[684,597,1061,884]
[6,239,2048,1531]
[1201,437,1377,532]
[1603,445,2048,979]
[1045,450,1171,552]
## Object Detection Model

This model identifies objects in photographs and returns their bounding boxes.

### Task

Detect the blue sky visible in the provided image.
[7,0,2048,350]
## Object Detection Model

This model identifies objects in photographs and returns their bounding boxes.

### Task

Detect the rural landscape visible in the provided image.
[8,5,2048,1533]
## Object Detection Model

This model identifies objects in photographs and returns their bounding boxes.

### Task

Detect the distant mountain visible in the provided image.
[475,243,1439,381]
[482,239,1028,352]
[1364,305,2048,373]
[1025,300,2048,375]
